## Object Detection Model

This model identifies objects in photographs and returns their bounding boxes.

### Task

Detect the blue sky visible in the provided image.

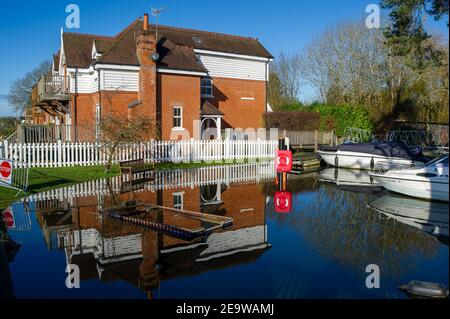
[0,0,447,116]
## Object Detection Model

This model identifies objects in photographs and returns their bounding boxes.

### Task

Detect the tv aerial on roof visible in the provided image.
[151,7,165,41]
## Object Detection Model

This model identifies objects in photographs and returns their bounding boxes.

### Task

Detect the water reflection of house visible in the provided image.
[34,176,270,296]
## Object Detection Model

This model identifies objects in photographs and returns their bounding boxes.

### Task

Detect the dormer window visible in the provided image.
[201,78,213,97]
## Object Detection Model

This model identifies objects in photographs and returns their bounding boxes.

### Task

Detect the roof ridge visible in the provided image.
[114,17,142,39]
[150,23,259,41]
[64,31,114,40]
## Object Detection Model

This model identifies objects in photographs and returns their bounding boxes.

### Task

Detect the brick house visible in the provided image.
[32,14,273,141]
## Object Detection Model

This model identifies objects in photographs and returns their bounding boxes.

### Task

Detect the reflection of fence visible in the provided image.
[283,130,336,150]
[0,139,277,168]
[386,130,449,152]
[27,162,276,203]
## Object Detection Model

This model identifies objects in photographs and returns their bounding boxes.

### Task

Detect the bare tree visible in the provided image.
[100,112,159,172]
[92,89,160,172]
[297,19,448,126]
[8,60,51,115]
[269,51,303,108]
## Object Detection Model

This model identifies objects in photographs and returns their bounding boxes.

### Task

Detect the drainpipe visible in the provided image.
[264,58,269,140]
[74,67,78,141]
[94,64,101,143]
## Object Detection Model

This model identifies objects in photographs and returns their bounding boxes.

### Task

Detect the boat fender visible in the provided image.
[335,156,339,167]
[334,168,338,180]
[370,157,375,170]
[399,281,449,299]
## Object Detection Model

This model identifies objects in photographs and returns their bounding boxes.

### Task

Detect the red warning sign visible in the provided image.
[0,160,13,185]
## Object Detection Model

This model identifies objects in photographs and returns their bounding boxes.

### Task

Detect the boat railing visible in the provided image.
[373,161,419,174]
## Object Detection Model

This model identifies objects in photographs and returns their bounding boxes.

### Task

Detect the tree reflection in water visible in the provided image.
[267,177,440,279]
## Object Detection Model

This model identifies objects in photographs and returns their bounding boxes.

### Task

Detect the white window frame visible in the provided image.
[201,78,213,98]
[173,106,183,129]
[173,192,184,210]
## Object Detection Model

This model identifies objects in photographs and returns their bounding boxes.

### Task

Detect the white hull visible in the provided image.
[370,173,449,202]
[368,194,449,238]
[317,150,418,170]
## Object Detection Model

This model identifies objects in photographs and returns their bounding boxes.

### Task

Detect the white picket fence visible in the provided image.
[0,139,277,168]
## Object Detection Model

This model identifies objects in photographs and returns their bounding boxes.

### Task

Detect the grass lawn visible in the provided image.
[0,159,264,210]
[0,165,120,210]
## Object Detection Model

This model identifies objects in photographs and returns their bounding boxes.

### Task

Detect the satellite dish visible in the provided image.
[151,51,160,62]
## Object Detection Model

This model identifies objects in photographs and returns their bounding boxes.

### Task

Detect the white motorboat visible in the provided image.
[368,193,449,241]
[369,155,449,202]
[317,168,382,193]
[317,141,430,170]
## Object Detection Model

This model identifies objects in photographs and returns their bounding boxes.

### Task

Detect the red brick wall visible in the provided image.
[50,75,265,141]
[158,73,201,140]
[210,77,266,130]
[71,91,138,141]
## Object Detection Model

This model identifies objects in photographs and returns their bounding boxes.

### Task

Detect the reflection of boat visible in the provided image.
[317,141,429,170]
[370,155,449,202]
[368,193,449,242]
[318,168,380,188]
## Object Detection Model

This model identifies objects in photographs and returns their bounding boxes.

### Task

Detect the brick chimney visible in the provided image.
[133,13,157,123]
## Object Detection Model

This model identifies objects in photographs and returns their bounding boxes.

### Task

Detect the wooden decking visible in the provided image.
[292,152,321,173]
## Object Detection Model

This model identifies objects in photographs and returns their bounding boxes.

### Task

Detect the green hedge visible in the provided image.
[304,103,373,136]
[266,111,321,131]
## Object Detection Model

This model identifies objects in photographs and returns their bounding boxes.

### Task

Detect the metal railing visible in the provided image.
[373,160,419,175]
[386,129,449,153]
[14,124,76,143]
[0,158,29,196]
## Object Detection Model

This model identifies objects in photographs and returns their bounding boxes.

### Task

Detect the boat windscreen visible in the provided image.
[425,155,449,167]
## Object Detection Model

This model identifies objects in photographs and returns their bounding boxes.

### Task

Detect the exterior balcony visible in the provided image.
[32,75,71,116]
[36,74,71,103]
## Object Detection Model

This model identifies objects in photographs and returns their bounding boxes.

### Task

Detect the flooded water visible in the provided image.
[1,162,448,299]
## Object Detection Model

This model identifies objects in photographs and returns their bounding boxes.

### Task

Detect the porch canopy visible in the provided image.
[200,100,224,140]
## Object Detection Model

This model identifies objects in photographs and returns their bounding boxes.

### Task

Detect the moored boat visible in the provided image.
[369,155,449,202]
[317,141,429,170]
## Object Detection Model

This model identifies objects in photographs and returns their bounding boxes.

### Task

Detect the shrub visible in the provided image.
[304,103,373,136]
[0,117,17,139]
[273,101,305,112]
[266,111,321,131]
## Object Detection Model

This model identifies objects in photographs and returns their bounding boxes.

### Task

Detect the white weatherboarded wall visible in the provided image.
[101,69,139,91]
[68,69,139,93]
[69,71,98,94]
[197,54,267,81]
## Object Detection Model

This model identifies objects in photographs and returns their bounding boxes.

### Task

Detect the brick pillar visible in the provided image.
[134,31,157,123]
